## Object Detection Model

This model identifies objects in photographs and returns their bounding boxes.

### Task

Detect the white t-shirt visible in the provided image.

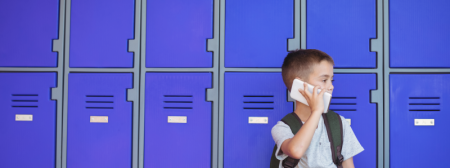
[271,114,364,168]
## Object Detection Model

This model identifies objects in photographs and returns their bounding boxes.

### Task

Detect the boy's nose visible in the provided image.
[327,85,334,93]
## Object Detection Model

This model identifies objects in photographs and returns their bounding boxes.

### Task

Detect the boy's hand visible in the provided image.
[298,82,326,114]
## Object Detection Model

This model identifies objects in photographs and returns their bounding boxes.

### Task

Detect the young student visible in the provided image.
[271,49,364,168]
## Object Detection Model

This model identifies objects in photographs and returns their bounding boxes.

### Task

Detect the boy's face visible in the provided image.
[297,60,334,94]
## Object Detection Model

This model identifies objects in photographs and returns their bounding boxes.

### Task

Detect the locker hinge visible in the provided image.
[288,0,300,51]
[206,88,216,102]
[127,88,138,102]
[287,89,296,110]
[128,39,138,53]
[52,39,63,53]
[370,89,382,104]
[51,87,62,101]
[207,38,218,52]
[287,89,295,103]
[370,38,382,52]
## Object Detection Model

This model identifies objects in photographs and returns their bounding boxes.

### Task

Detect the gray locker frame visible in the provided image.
[61,0,142,168]
[138,0,220,168]
[0,0,66,167]
[1,0,449,168]
[216,0,384,168]
[382,0,450,168]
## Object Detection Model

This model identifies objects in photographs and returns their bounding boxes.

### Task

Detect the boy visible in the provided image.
[271,49,364,168]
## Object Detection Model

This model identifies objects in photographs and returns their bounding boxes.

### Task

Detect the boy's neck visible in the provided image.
[294,101,312,122]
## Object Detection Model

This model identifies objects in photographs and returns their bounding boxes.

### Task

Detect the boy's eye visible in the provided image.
[331,80,335,83]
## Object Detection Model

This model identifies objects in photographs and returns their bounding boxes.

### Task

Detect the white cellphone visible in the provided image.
[290,79,332,113]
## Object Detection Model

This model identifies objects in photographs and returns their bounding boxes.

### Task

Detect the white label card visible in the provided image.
[168,116,187,123]
[90,116,108,123]
[16,114,33,121]
[249,117,268,124]
[415,119,434,126]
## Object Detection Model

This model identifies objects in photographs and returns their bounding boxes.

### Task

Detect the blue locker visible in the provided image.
[390,0,450,68]
[329,74,376,168]
[390,74,450,167]
[0,73,56,168]
[146,0,213,67]
[67,73,132,168]
[307,0,376,68]
[225,0,293,67]
[70,0,134,67]
[224,73,293,167]
[0,1,58,67]
[144,73,212,168]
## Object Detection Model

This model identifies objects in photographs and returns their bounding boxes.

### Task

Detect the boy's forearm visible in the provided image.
[282,111,322,159]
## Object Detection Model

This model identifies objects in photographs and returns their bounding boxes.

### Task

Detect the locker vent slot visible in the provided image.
[164,95,193,97]
[86,95,114,97]
[164,107,193,109]
[86,95,114,109]
[163,95,193,110]
[331,97,356,99]
[12,106,38,108]
[12,100,38,102]
[409,97,440,111]
[243,95,274,110]
[329,97,357,111]
[12,94,38,96]
[409,97,439,99]
[86,107,114,109]
[11,94,39,108]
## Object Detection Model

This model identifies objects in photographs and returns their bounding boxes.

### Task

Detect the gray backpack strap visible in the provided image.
[323,110,344,168]
[270,112,303,168]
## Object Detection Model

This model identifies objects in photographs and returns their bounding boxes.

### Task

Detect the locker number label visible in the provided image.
[168,116,187,123]
[346,119,351,126]
[90,116,108,123]
[16,114,33,121]
[249,117,268,124]
[415,119,434,126]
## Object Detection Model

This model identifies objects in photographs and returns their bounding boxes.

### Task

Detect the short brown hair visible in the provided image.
[281,49,334,90]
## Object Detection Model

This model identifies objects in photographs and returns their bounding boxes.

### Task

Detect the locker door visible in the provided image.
[329,74,376,168]
[390,0,450,68]
[307,0,376,68]
[224,73,293,167]
[146,0,213,68]
[0,1,59,67]
[144,73,212,168]
[67,73,132,168]
[69,0,134,67]
[0,73,56,168]
[225,0,293,68]
[390,74,450,167]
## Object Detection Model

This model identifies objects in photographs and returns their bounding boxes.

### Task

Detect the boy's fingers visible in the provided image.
[318,87,326,97]
[313,85,320,97]
[303,82,312,97]
[298,88,309,101]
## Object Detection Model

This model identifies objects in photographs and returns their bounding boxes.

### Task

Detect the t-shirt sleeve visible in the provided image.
[340,115,364,161]
[271,121,295,161]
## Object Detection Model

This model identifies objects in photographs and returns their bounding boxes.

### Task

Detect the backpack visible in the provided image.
[270,110,344,168]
